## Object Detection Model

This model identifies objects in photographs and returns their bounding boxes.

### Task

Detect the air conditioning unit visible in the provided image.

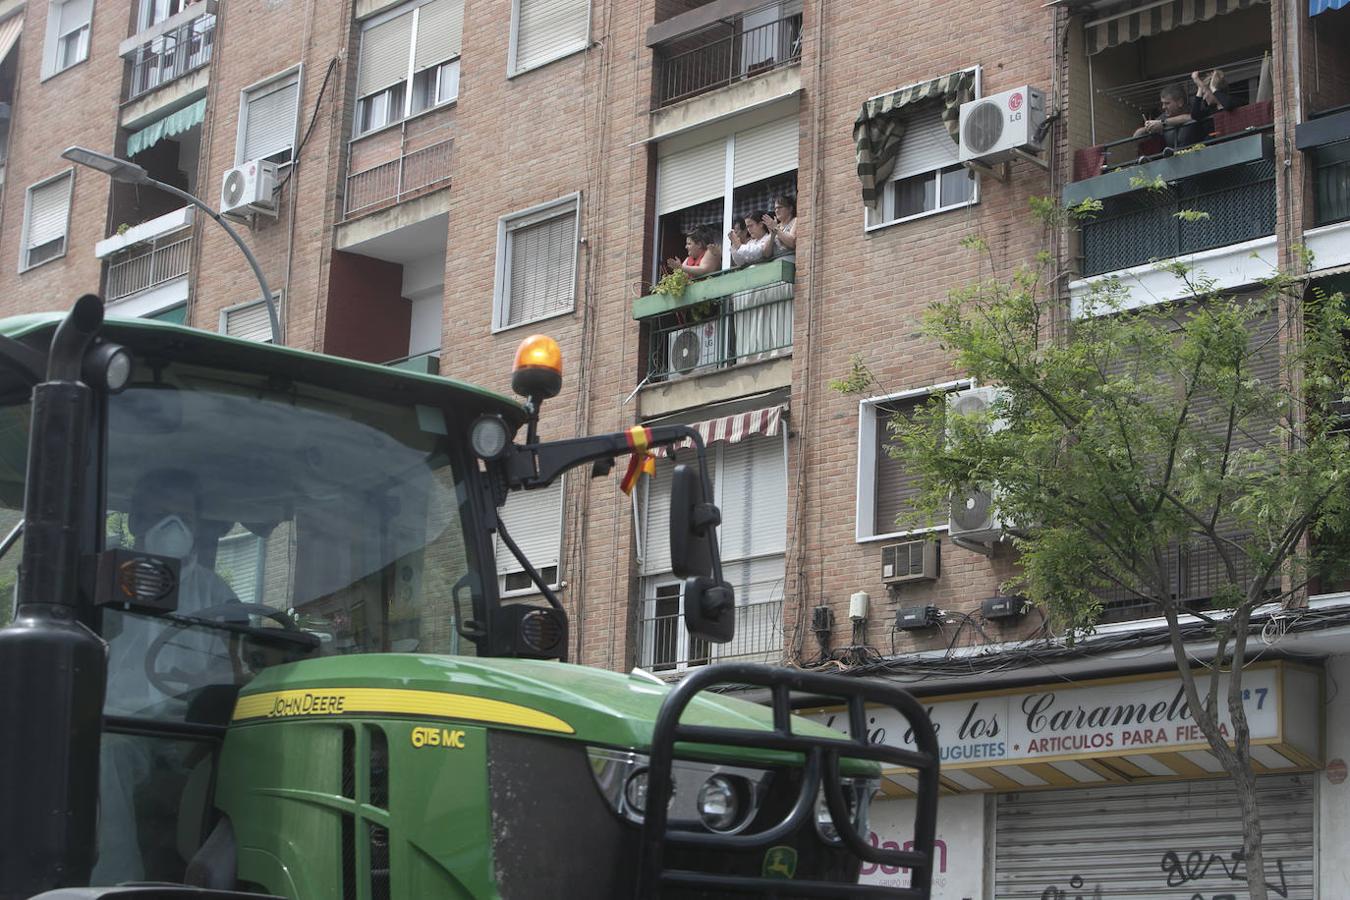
[946,386,1011,547]
[667,321,721,377]
[881,539,939,585]
[958,86,1046,165]
[220,159,279,219]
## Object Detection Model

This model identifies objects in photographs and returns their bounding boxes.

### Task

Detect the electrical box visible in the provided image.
[982,595,1030,621]
[895,605,940,630]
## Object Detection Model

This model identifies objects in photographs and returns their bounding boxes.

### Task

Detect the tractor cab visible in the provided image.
[0,299,939,899]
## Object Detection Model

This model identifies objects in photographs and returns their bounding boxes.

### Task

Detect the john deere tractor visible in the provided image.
[0,297,939,899]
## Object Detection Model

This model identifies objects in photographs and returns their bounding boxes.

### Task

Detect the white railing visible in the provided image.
[105,232,192,303]
[345,138,453,219]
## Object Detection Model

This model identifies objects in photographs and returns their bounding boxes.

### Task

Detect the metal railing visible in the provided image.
[637,597,784,672]
[1095,534,1276,624]
[383,349,441,374]
[645,279,792,380]
[344,138,453,219]
[104,232,192,303]
[1079,158,1276,276]
[127,13,215,101]
[655,11,802,108]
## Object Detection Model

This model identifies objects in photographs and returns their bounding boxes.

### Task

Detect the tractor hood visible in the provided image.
[234,654,861,767]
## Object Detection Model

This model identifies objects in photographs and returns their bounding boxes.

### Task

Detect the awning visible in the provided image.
[853,69,975,210]
[649,404,786,457]
[1085,0,1268,55]
[0,15,21,69]
[126,98,207,157]
[1311,0,1348,14]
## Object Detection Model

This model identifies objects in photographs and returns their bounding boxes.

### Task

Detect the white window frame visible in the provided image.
[353,0,460,139]
[42,0,93,80]
[492,192,581,333]
[218,296,278,343]
[855,378,971,543]
[495,478,565,598]
[19,169,74,273]
[863,65,982,234]
[507,0,592,78]
[235,65,303,167]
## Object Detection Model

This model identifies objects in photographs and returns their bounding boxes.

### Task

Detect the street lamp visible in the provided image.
[61,146,280,342]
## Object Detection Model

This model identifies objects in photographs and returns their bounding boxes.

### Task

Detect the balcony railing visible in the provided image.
[105,231,193,304]
[654,10,802,108]
[384,349,441,375]
[345,139,453,220]
[637,597,783,673]
[127,13,215,101]
[634,259,794,381]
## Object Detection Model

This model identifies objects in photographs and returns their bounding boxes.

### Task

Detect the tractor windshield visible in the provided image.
[100,358,487,723]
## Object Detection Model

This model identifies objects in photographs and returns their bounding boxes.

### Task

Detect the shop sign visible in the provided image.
[860,793,983,897]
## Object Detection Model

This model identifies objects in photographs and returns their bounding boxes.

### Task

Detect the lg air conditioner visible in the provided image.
[667,321,721,377]
[220,159,279,219]
[946,386,1011,548]
[958,86,1046,165]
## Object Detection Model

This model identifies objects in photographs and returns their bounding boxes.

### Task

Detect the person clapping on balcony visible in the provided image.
[1190,69,1235,134]
[1134,84,1205,149]
[763,194,797,262]
[666,226,722,278]
[730,210,776,267]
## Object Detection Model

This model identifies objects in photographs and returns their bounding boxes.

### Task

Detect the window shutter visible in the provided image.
[215,533,262,604]
[514,0,590,73]
[58,0,93,34]
[506,207,576,326]
[223,302,273,342]
[722,555,785,607]
[732,117,799,187]
[242,76,299,163]
[893,106,960,180]
[358,10,414,96]
[642,452,718,576]
[495,481,563,574]
[657,139,727,215]
[874,399,924,535]
[717,434,787,563]
[414,0,462,71]
[27,174,72,250]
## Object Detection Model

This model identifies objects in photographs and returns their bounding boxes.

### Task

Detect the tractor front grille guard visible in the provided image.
[636,663,940,898]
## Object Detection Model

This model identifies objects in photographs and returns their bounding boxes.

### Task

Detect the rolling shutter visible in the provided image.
[505,203,577,326]
[717,433,787,562]
[994,775,1314,899]
[513,0,590,74]
[892,106,960,180]
[495,480,563,574]
[241,74,299,163]
[358,10,414,96]
[414,0,463,71]
[733,117,799,187]
[26,174,73,251]
[657,139,727,215]
[215,533,263,604]
[641,453,718,577]
[874,398,924,535]
[223,301,273,342]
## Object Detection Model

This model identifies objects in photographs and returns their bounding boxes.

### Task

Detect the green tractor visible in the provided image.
[0,297,939,899]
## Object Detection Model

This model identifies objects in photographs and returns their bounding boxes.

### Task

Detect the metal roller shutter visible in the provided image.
[413,0,463,70]
[26,174,73,251]
[995,775,1315,899]
[732,117,799,187]
[513,0,590,74]
[241,75,299,164]
[657,138,727,215]
[357,10,414,97]
[494,480,563,575]
[223,301,274,343]
[893,106,961,181]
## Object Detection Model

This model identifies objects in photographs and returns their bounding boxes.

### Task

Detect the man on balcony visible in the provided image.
[1134,84,1206,150]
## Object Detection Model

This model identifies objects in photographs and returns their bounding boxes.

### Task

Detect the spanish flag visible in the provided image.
[620,426,657,495]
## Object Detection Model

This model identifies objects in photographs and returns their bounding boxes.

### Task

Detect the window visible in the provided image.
[866,103,976,229]
[21,171,73,271]
[44,0,92,78]
[137,0,189,32]
[637,428,787,671]
[856,384,965,541]
[494,480,563,596]
[237,69,300,166]
[493,194,580,331]
[510,0,590,76]
[354,0,463,137]
[220,298,275,343]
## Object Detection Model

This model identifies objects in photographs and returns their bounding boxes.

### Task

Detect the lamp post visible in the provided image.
[61,145,280,342]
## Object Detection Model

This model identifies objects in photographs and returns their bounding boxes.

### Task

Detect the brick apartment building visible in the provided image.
[0,0,1349,893]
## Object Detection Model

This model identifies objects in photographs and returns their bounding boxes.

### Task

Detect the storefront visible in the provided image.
[805,662,1323,898]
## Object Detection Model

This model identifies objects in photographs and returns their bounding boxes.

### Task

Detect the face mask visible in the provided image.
[143,514,193,559]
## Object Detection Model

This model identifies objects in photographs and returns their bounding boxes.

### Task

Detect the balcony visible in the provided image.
[634,259,793,381]
[648,2,802,109]
[103,229,192,305]
[384,349,441,375]
[1064,131,1276,277]
[124,11,215,102]
[1297,105,1350,227]
[344,138,454,220]
[637,597,783,674]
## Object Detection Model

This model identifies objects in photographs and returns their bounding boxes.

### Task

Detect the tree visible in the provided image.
[859,203,1350,900]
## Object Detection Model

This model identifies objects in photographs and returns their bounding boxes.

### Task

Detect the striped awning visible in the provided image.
[649,404,786,458]
[1085,0,1268,55]
[854,69,975,210]
[1311,0,1348,13]
[127,98,207,157]
[0,15,20,69]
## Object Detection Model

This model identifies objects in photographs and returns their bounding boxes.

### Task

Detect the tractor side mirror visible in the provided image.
[670,463,735,644]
